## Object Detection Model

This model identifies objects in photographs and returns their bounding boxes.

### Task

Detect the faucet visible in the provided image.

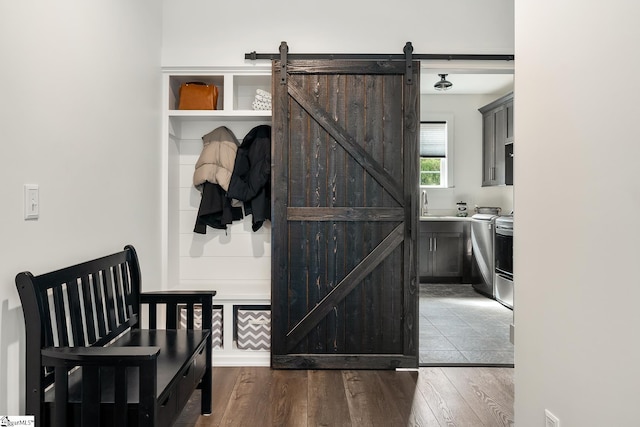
[421,190,428,216]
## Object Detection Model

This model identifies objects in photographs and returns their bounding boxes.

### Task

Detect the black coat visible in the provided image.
[194,181,243,233]
[227,125,271,231]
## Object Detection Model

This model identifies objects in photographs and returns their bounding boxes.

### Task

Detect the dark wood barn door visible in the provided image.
[271,59,420,369]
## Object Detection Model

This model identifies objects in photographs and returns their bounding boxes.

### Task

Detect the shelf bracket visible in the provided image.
[404,41,414,85]
[279,41,288,85]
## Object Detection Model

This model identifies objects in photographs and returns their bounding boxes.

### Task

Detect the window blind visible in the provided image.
[420,121,446,158]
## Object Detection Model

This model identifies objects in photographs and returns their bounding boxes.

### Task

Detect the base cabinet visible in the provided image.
[419,221,471,283]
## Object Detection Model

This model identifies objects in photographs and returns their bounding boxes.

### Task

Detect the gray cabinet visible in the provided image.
[479,92,514,186]
[419,221,471,282]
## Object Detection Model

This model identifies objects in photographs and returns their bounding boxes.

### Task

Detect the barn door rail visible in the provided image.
[251,41,513,86]
[246,41,514,62]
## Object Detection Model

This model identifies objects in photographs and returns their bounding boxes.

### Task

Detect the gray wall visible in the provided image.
[514,1,640,425]
[0,1,163,414]
[161,0,515,66]
[421,93,514,215]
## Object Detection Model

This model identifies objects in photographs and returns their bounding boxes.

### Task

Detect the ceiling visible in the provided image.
[420,72,513,95]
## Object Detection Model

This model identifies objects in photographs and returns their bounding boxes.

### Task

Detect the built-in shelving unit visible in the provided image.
[161,66,272,366]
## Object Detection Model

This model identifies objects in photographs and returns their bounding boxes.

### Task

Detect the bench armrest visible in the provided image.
[140,290,216,304]
[42,346,160,366]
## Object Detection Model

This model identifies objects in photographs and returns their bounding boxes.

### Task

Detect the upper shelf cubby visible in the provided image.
[168,74,225,111]
[233,75,271,111]
[165,68,272,117]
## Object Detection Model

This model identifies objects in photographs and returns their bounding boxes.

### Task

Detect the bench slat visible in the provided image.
[120,263,134,320]
[41,286,55,348]
[113,263,127,325]
[66,278,85,347]
[166,303,177,330]
[92,272,108,339]
[186,303,194,330]
[81,275,97,344]
[148,304,157,329]
[53,286,69,346]
[102,268,118,332]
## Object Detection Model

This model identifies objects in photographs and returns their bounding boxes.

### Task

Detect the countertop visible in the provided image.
[420,215,471,222]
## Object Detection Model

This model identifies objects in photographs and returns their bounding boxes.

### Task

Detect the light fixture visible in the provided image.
[434,74,452,91]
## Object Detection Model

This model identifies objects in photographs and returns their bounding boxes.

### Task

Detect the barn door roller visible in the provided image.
[279,41,288,85]
[404,42,414,85]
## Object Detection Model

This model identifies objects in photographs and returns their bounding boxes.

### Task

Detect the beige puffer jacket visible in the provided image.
[193,126,239,191]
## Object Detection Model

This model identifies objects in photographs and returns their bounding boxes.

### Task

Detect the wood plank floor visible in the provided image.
[175,367,514,426]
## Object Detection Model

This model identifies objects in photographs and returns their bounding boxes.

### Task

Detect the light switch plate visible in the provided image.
[24,184,39,220]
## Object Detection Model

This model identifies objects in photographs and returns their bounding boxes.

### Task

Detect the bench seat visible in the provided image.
[41,330,208,427]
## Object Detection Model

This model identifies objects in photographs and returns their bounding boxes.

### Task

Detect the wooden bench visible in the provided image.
[15,245,216,427]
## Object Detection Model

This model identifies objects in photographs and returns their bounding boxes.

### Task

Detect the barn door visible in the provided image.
[271,57,420,369]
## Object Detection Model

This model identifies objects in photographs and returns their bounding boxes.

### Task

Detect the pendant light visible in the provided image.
[434,74,452,91]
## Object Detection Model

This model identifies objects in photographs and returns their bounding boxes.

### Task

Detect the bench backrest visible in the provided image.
[15,245,142,391]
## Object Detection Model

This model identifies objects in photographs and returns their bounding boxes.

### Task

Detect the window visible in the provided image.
[420,121,448,187]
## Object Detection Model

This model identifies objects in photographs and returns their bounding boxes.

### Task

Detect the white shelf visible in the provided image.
[161,66,273,367]
[165,68,272,113]
[213,294,270,303]
[168,109,271,118]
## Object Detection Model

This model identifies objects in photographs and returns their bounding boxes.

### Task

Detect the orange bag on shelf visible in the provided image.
[178,82,218,110]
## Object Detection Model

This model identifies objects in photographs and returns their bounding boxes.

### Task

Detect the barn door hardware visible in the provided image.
[404,41,414,84]
[279,41,288,85]
[245,44,514,62]
[276,41,417,84]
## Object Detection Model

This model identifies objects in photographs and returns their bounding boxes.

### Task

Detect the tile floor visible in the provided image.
[419,283,514,366]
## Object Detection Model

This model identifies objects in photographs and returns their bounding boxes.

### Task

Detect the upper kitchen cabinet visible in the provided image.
[479,92,514,186]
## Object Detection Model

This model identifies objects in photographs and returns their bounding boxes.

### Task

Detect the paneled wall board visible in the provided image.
[175,123,272,294]
[180,257,271,281]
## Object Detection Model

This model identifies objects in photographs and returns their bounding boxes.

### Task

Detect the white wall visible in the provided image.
[514,1,640,425]
[0,1,162,415]
[422,93,514,215]
[162,0,514,67]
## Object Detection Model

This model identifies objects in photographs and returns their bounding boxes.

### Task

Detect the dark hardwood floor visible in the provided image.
[175,367,514,426]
